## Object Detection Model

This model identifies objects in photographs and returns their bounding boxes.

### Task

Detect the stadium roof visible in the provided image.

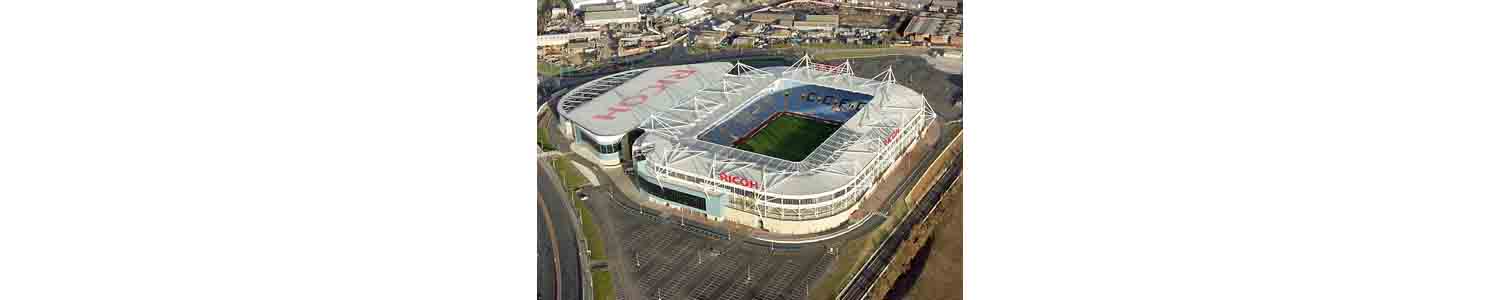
[558,62,733,137]
[558,58,935,198]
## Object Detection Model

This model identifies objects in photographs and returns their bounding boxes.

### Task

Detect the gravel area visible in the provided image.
[842,55,963,120]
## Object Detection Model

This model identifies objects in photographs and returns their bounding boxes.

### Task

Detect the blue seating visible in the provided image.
[699,81,874,147]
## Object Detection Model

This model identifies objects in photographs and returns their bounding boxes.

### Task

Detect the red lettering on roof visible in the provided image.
[642,79,678,95]
[589,68,698,121]
[665,69,696,80]
[619,94,649,105]
[591,105,631,120]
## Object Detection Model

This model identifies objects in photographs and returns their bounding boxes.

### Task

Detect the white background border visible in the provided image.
[981,0,1500,299]
[2,0,1498,299]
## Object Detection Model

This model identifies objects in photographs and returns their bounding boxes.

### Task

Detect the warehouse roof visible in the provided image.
[902,15,960,36]
[579,3,621,12]
[749,12,796,24]
[584,9,640,22]
[804,14,839,23]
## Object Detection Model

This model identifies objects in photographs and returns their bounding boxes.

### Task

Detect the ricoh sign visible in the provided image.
[591,68,698,120]
[718,172,759,189]
[883,128,902,145]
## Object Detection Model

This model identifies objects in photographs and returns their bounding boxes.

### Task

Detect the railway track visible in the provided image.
[838,153,962,300]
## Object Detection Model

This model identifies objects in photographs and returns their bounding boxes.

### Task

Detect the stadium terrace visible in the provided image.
[554,56,936,234]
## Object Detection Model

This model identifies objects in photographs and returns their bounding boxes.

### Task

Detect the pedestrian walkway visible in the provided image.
[571,160,600,186]
[599,166,645,203]
[750,213,880,244]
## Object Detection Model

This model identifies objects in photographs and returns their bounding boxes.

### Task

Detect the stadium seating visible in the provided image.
[698,80,873,146]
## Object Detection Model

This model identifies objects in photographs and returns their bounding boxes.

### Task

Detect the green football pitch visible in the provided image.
[733,113,842,161]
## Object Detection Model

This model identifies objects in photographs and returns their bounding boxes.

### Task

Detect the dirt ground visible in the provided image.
[923,54,962,75]
[839,13,901,29]
[843,55,963,120]
[903,183,964,300]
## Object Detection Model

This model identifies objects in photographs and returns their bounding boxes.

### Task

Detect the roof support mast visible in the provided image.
[607,59,934,230]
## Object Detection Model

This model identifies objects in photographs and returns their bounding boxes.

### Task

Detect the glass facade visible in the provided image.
[638,177,707,211]
[646,151,877,221]
[575,127,620,154]
[596,142,619,154]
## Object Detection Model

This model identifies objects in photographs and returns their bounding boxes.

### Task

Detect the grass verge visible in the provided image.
[813,223,888,300]
[576,196,606,261]
[537,127,553,151]
[551,157,606,261]
[543,126,561,151]
[552,157,589,191]
[812,48,913,61]
[538,61,568,77]
[592,270,613,300]
[801,43,891,50]
[687,45,714,55]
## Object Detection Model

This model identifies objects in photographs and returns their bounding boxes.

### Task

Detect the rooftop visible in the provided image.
[804,14,839,23]
[558,59,935,197]
[584,9,640,22]
[579,3,621,12]
[750,12,796,24]
[902,15,961,36]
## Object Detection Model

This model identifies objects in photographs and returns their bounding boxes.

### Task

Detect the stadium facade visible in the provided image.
[554,56,935,234]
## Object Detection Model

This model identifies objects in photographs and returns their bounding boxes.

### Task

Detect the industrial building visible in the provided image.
[793,14,840,31]
[653,2,682,16]
[901,13,961,38]
[695,31,728,46]
[578,2,624,12]
[583,9,641,26]
[571,0,654,9]
[929,0,961,12]
[843,0,931,9]
[731,36,758,47]
[674,7,709,22]
[749,12,796,25]
[537,31,602,47]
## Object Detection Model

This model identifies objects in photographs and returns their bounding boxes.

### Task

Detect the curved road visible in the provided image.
[539,163,584,300]
[538,208,557,300]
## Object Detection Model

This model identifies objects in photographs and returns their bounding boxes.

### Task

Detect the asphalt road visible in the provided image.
[538,208,557,300]
[539,163,584,300]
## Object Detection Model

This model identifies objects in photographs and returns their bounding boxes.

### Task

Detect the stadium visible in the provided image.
[553,56,935,234]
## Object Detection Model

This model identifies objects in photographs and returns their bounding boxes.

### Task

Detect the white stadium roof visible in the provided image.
[559,62,732,137]
[557,57,936,198]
